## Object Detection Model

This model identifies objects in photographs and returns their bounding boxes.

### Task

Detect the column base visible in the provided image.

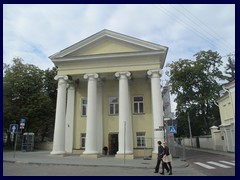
[152,152,158,160]
[80,154,100,158]
[115,154,134,159]
[50,151,66,156]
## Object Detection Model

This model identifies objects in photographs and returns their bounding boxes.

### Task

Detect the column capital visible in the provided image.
[147,69,163,78]
[66,82,76,90]
[84,73,99,80]
[54,75,69,81]
[115,71,131,79]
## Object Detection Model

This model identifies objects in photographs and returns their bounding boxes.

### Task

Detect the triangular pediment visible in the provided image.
[65,37,152,57]
[49,29,167,59]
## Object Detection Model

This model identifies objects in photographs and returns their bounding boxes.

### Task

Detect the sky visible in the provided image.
[3,4,235,113]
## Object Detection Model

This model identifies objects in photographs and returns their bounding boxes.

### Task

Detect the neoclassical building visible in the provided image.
[49,29,168,159]
[210,80,235,152]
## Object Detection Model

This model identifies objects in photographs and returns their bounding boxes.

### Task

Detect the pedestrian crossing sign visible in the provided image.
[169,126,177,134]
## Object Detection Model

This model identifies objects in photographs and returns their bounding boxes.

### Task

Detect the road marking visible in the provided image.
[219,161,235,166]
[207,161,231,168]
[194,162,216,169]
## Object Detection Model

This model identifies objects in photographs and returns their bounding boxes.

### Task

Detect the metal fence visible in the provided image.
[136,136,187,161]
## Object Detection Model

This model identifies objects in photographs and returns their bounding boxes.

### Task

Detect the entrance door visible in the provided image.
[108,133,118,155]
[225,129,234,152]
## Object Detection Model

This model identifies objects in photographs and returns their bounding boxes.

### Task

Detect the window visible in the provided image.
[109,97,119,115]
[133,96,144,114]
[81,98,87,116]
[136,132,146,148]
[81,133,86,148]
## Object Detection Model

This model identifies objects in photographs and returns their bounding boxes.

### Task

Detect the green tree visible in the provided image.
[167,50,224,136]
[224,54,235,82]
[3,58,57,142]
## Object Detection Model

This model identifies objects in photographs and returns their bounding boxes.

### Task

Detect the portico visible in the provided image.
[49,29,168,159]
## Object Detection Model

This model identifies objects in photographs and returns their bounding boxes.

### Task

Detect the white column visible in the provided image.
[147,70,164,154]
[65,83,75,153]
[83,73,99,155]
[115,72,133,155]
[97,81,103,153]
[51,75,68,155]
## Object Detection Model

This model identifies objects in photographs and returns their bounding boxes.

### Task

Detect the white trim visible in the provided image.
[49,29,168,59]
[81,97,87,116]
[133,95,144,114]
[136,132,146,148]
[81,133,86,149]
[52,51,164,62]
[219,123,231,127]
[109,97,119,115]
[58,62,160,71]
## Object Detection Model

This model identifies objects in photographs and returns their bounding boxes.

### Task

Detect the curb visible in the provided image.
[4,160,155,169]
[4,159,188,169]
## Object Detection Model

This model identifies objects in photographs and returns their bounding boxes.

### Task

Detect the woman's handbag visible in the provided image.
[162,154,172,163]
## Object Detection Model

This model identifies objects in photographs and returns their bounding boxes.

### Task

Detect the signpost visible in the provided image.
[9,124,19,158]
[9,124,18,133]
[169,126,177,134]
[20,119,25,129]
[167,125,177,158]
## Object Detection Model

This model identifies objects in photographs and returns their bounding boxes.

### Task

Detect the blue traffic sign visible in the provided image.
[9,124,19,133]
[169,126,177,134]
[20,118,25,129]
[20,118,25,125]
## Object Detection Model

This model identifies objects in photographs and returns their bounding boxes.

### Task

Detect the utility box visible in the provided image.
[22,132,34,152]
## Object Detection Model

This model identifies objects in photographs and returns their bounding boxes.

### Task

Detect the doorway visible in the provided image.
[108,133,118,155]
[225,129,234,152]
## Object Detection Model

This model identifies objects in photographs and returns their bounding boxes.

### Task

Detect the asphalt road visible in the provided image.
[184,148,235,176]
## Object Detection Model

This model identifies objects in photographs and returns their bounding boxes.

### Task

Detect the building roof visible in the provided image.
[223,80,235,90]
[49,29,168,69]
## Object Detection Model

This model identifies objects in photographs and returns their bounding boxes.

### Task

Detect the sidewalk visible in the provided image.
[3,147,234,169]
[3,150,188,169]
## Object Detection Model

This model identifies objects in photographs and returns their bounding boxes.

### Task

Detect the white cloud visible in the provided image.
[3,4,235,69]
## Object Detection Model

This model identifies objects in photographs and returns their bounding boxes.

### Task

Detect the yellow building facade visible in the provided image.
[49,30,168,159]
[216,80,235,152]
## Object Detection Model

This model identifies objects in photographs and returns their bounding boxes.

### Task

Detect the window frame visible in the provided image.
[81,133,86,149]
[81,97,87,116]
[133,95,144,114]
[136,132,146,148]
[109,96,119,115]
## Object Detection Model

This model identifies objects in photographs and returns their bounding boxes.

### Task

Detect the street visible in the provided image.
[3,148,234,176]
[183,148,235,176]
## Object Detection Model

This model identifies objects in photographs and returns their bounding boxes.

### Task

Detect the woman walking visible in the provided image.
[160,141,172,175]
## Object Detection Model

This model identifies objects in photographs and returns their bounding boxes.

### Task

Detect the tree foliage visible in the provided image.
[167,50,225,136]
[224,54,235,82]
[3,58,57,142]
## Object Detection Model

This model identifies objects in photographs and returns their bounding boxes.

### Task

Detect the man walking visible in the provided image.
[154,141,163,173]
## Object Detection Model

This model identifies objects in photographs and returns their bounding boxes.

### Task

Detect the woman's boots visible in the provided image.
[160,163,172,175]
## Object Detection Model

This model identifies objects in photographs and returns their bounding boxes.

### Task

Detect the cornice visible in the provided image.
[52,50,164,63]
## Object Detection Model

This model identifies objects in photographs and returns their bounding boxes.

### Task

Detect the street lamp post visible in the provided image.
[187,111,193,147]
[183,108,193,147]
